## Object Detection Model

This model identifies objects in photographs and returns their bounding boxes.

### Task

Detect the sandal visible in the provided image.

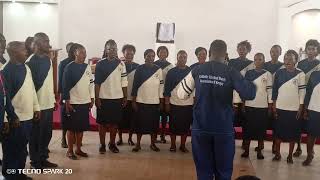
[179,146,189,153]
[169,146,176,152]
[128,139,135,146]
[109,143,120,153]
[66,152,77,160]
[287,156,293,164]
[241,151,249,158]
[293,149,302,157]
[150,144,160,152]
[302,155,314,166]
[255,146,264,152]
[75,150,88,157]
[132,146,141,152]
[272,154,282,161]
[257,152,264,160]
[116,140,123,146]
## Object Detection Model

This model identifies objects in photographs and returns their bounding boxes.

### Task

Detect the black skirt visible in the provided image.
[64,104,90,132]
[307,110,320,137]
[274,109,300,141]
[96,99,123,126]
[242,107,268,140]
[118,101,136,130]
[134,103,160,134]
[160,110,169,125]
[60,103,67,130]
[169,104,192,135]
[300,118,308,133]
[267,112,275,130]
[233,104,246,127]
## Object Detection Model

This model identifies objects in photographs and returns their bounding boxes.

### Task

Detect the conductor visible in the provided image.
[177,40,256,180]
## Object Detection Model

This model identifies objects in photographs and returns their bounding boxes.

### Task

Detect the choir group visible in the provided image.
[0,32,320,180]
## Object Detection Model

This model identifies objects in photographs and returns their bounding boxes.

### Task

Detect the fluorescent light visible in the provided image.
[36,3,50,17]
[8,2,25,16]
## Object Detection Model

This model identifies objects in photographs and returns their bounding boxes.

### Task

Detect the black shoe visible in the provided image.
[257,152,264,160]
[41,160,58,168]
[241,151,249,158]
[169,146,176,152]
[132,146,141,152]
[272,154,282,161]
[116,139,123,146]
[128,139,135,146]
[109,143,120,153]
[302,155,314,166]
[293,149,302,157]
[179,146,189,153]
[287,156,293,164]
[150,144,160,152]
[75,150,88,157]
[99,144,106,154]
[255,146,264,151]
[66,152,77,160]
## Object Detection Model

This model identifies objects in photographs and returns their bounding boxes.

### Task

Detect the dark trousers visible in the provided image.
[192,132,235,180]
[2,120,32,180]
[29,108,53,166]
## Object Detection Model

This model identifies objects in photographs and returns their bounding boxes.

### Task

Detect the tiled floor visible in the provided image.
[1,130,320,180]
[244,140,320,180]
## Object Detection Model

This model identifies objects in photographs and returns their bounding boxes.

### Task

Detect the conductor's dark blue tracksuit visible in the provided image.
[178,61,256,180]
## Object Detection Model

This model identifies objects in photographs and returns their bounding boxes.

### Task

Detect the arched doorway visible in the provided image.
[290,9,320,59]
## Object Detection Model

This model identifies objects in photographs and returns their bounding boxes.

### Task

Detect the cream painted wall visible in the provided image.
[58,0,278,64]
[2,0,289,64]
[2,2,59,59]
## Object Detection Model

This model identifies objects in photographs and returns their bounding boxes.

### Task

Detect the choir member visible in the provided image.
[131,49,164,152]
[190,47,207,69]
[272,50,305,164]
[117,44,139,146]
[62,43,94,159]
[263,45,283,153]
[164,50,193,153]
[58,42,74,148]
[27,32,58,168]
[2,41,40,180]
[241,53,272,159]
[95,40,128,153]
[154,46,174,143]
[303,69,320,166]
[294,39,320,157]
